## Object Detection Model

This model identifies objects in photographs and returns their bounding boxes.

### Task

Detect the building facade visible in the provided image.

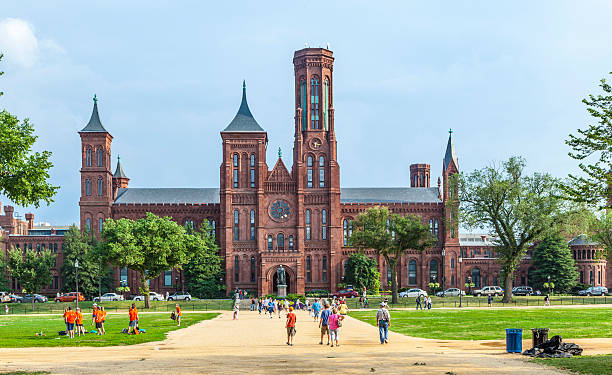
[0,47,609,296]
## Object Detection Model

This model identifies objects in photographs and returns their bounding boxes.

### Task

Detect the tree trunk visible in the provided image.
[391,265,399,304]
[140,272,150,309]
[31,290,35,312]
[502,271,513,303]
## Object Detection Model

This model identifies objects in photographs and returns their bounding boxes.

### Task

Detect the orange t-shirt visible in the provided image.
[176,307,182,317]
[95,310,104,323]
[63,311,68,321]
[129,308,138,321]
[102,311,107,321]
[286,312,296,328]
[65,311,77,324]
[76,311,83,325]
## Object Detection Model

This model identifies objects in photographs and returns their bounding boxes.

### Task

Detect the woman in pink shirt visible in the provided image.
[327,308,345,347]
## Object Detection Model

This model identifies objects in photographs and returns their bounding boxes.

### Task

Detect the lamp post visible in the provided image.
[458,256,463,308]
[74,259,79,309]
[547,275,551,295]
[441,248,446,291]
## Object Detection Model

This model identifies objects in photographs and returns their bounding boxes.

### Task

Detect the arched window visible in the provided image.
[321,209,327,240]
[277,233,285,250]
[120,267,128,284]
[233,210,239,240]
[306,256,312,282]
[233,154,239,188]
[307,156,313,188]
[97,177,103,196]
[250,210,255,240]
[590,270,594,285]
[86,218,91,231]
[234,255,239,282]
[250,154,256,188]
[208,219,216,237]
[250,256,256,282]
[409,259,417,284]
[267,235,273,251]
[86,147,92,167]
[451,257,455,269]
[430,259,439,283]
[429,219,433,234]
[250,154,255,167]
[310,76,319,129]
[99,218,104,232]
[322,255,327,282]
[420,173,424,187]
[471,267,481,289]
[300,78,307,130]
[319,156,325,187]
[184,220,194,231]
[434,219,439,239]
[323,78,329,130]
[289,235,294,251]
[85,178,91,196]
[305,210,311,240]
[343,219,348,246]
[96,148,103,167]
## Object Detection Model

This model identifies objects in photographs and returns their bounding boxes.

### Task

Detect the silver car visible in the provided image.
[133,292,165,301]
[436,288,465,297]
[398,288,428,298]
[167,292,191,301]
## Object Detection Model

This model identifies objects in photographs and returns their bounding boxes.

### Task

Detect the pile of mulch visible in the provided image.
[522,335,583,358]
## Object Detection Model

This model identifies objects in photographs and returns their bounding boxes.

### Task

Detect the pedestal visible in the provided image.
[277,284,287,298]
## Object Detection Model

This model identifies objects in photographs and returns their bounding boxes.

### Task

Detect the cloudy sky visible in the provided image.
[1,1,611,225]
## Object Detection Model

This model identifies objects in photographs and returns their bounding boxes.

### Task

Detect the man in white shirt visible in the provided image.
[375,302,391,344]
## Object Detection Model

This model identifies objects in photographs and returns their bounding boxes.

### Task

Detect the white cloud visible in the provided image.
[0,18,39,68]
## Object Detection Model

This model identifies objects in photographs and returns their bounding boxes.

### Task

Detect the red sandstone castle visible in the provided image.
[1,47,609,295]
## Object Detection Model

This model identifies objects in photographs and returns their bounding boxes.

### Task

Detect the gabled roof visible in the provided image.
[114,188,220,204]
[267,157,293,182]
[80,95,108,133]
[113,156,128,179]
[443,129,458,171]
[340,187,442,204]
[222,81,265,133]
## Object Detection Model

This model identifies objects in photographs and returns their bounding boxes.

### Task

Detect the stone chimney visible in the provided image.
[25,213,34,229]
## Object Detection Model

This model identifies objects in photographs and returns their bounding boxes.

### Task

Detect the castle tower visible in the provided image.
[292,47,341,293]
[112,155,130,199]
[410,164,431,187]
[442,129,460,288]
[78,95,113,236]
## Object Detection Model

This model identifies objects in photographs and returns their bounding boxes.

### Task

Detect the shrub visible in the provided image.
[306,289,330,297]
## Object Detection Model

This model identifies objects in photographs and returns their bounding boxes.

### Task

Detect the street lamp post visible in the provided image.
[547,275,551,295]
[441,248,446,291]
[458,256,463,308]
[74,259,79,309]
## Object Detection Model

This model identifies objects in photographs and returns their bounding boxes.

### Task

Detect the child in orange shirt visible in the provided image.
[95,308,104,335]
[175,304,182,326]
[100,306,107,334]
[65,307,77,339]
[75,307,84,337]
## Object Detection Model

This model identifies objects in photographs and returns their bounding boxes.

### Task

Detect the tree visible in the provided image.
[588,211,612,260]
[0,54,58,207]
[4,247,55,311]
[183,222,224,299]
[344,252,380,294]
[60,226,113,298]
[458,157,563,302]
[101,213,190,308]
[530,232,578,294]
[564,73,612,209]
[350,206,433,304]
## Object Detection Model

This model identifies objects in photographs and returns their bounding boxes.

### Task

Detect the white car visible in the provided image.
[133,292,164,301]
[93,293,124,302]
[436,288,466,297]
[398,288,428,298]
[167,292,191,301]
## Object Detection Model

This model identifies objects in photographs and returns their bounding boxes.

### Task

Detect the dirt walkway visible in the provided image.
[0,308,583,375]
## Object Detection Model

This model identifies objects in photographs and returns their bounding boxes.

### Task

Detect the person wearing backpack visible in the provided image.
[376,302,391,344]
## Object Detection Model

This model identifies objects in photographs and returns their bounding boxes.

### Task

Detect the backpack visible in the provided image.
[170,312,176,320]
[121,328,128,334]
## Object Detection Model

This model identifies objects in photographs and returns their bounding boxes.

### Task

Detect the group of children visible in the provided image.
[61,304,107,338]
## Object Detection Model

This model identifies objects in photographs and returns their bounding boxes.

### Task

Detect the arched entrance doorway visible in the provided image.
[272,271,291,295]
[265,265,297,296]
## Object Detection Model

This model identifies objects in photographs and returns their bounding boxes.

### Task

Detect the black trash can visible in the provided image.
[531,328,549,348]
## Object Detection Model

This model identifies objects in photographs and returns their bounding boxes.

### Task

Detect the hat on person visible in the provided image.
[380,302,385,306]
[289,307,294,311]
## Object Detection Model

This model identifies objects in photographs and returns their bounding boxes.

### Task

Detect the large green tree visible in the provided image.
[3,248,55,311]
[588,212,612,260]
[530,232,579,294]
[350,206,433,304]
[458,157,563,302]
[0,54,58,207]
[344,252,380,294]
[60,226,113,298]
[564,72,612,209]
[183,222,224,298]
[101,213,190,308]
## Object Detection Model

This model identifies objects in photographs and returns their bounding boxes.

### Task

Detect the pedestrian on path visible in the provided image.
[376,302,391,344]
[544,294,550,307]
[286,306,296,346]
[233,301,240,320]
[319,302,331,345]
[338,300,349,316]
[427,296,432,310]
[312,299,321,321]
[250,298,256,311]
[328,308,344,347]
[415,295,422,310]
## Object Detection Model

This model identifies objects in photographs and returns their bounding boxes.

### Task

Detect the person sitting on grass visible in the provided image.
[65,307,77,339]
[285,306,296,346]
[75,307,84,337]
[175,304,182,326]
[128,304,139,333]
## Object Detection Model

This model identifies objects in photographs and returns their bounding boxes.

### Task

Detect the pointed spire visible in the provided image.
[443,129,458,171]
[222,81,265,132]
[113,155,128,178]
[80,94,108,132]
[278,147,282,159]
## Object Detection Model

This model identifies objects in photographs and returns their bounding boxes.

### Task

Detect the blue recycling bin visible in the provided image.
[505,328,523,353]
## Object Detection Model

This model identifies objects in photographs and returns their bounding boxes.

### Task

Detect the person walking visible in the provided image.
[286,306,297,346]
[328,308,345,347]
[338,300,349,316]
[175,304,182,326]
[319,302,332,345]
[487,294,493,307]
[128,304,139,333]
[233,301,240,320]
[544,294,550,307]
[415,295,422,310]
[364,296,369,309]
[427,296,432,310]
[312,299,321,321]
[376,302,391,344]
[267,299,274,318]
[250,298,256,311]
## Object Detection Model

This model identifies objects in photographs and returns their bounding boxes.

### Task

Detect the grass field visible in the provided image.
[534,354,612,375]
[350,307,612,340]
[3,299,233,314]
[0,312,218,347]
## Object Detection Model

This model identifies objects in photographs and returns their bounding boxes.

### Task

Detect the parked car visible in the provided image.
[578,286,609,296]
[472,286,504,297]
[133,292,165,301]
[0,292,11,303]
[167,292,192,301]
[435,288,465,297]
[22,294,48,303]
[55,292,85,303]
[331,289,359,298]
[93,293,124,302]
[8,294,22,303]
[398,288,428,298]
[512,286,533,296]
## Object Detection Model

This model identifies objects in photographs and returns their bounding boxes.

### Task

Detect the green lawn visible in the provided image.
[4,299,233,314]
[534,355,612,375]
[350,307,612,340]
[0,312,218,347]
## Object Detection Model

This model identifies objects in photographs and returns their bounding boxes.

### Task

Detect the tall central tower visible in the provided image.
[292,48,341,293]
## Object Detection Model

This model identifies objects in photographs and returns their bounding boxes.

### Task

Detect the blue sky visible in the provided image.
[1,1,611,225]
